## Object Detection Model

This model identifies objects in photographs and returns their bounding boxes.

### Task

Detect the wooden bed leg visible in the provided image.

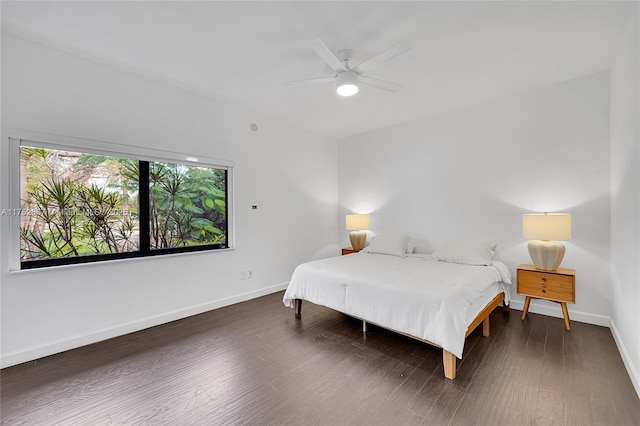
[294,299,302,317]
[503,303,511,311]
[482,316,490,337]
[443,350,456,380]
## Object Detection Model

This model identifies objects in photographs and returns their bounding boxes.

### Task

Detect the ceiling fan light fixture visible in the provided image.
[337,83,358,97]
[336,71,359,97]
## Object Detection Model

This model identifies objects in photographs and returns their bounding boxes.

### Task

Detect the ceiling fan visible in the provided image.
[286,37,412,97]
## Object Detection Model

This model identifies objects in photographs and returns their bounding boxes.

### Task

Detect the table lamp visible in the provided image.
[522,212,571,271]
[345,214,370,251]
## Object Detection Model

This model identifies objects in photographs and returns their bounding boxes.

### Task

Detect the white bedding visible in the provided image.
[283,252,511,358]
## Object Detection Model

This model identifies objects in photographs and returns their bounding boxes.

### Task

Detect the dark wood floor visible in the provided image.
[2,292,639,426]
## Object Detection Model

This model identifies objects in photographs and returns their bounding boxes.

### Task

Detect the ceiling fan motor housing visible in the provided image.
[337,70,358,85]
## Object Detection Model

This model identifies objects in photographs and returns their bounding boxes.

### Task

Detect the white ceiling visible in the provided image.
[1,1,635,139]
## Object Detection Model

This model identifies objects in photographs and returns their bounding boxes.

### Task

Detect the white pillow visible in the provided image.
[433,240,497,266]
[363,234,411,257]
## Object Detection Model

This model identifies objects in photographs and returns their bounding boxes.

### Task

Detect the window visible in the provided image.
[147,161,227,251]
[12,137,232,270]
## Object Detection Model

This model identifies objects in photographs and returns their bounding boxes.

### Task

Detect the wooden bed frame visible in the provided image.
[293,292,507,380]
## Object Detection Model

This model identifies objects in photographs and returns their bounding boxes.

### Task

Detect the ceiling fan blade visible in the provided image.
[360,75,404,92]
[354,41,412,73]
[308,37,346,73]
[283,76,335,86]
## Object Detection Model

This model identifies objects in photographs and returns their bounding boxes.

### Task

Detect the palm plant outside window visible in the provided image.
[18,145,228,269]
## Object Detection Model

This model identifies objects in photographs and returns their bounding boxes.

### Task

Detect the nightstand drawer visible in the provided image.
[517,269,575,303]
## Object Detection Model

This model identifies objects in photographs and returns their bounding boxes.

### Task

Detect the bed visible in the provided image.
[283,237,512,380]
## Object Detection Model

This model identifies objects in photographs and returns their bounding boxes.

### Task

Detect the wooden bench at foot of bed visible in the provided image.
[293,292,506,380]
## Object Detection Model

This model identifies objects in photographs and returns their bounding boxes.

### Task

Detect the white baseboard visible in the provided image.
[0,282,289,369]
[610,319,640,399]
[508,299,610,327]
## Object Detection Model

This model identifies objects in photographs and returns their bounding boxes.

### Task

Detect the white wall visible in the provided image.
[0,35,339,367]
[610,6,640,396]
[339,72,612,326]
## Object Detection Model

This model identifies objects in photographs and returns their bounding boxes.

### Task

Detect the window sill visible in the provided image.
[8,246,236,275]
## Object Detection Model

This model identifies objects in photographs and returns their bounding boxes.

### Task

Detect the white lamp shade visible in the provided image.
[345,214,370,231]
[522,213,571,241]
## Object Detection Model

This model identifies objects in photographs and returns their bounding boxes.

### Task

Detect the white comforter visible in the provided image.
[283,253,511,358]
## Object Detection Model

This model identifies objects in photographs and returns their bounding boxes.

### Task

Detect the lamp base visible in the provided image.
[349,231,367,251]
[528,240,566,271]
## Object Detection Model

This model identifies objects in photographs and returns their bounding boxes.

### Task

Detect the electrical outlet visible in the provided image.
[247,269,254,279]
[240,270,247,280]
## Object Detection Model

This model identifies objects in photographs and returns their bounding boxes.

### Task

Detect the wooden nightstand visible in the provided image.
[341,247,360,255]
[517,264,576,330]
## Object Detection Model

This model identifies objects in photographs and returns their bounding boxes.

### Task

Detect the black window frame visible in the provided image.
[13,138,232,270]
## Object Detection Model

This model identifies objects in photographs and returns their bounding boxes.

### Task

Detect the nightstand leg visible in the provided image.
[560,302,571,331]
[521,296,531,320]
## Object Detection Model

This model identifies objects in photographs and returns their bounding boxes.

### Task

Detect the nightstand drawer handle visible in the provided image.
[542,278,547,282]
[542,289,546,293]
